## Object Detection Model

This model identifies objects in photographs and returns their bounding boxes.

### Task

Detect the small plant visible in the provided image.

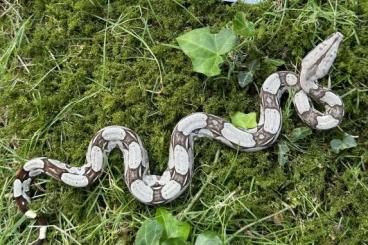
[230,111,257,129]
[330,134,358,153]
[278,127,313,166]
[135,208,223,245]
[176,11,256,79]
[176,27,236,77]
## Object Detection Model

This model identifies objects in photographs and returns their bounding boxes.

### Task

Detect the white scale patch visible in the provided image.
[168,146,175,169]
[159,171,171,185]
[320,91,342,106]
[197,128,213,138]
[13,179,22,197]
[143,175,158,186]
[122,149,129,176]
[25,210,37,219]
[90,146,103,172]
[107,140,124,153]
[128,142,142,169]
[300,77,319,93]
[23,158,44,171]
[22,192,31,203]
[22,178,32,193]
[69,167,85,175]
[262,73,280,94]
[161,180,181,200]
[48,159,68,169]
[286,73,298,86]
[39,226,47,240]
[61,173,88,187]
[258,110,265,126]
[177,113,208,136]
[173,145,190,175]
[130,179,153,203]
[102,126,126,141]
[316,115,340,130]
[221,123,256,148]
[29,169,44,177]
[294,90,311,114]
[263,108,281,134]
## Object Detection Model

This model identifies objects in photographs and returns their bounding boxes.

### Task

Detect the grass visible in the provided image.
[0,0,367,244]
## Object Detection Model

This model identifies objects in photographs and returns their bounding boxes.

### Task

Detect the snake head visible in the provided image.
[300,32,344,92]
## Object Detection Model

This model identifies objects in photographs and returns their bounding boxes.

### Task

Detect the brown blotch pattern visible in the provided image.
[301,110,319,128]
[126,167,142,186]
[172,129,189,148]
[206,115,225,136]
[329,104,344,120]
[43,159,67,180]
[123,129,138,145]
[172,171,188,187]
[309,87,326,100]
[152,187,165,203]
[254,128,275,145]
[261,91,279,109]
[16,168,29,180]
[85,168,100,185]
[92,132,107,148]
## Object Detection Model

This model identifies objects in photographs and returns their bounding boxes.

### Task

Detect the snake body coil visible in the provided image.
[13,33,344,244]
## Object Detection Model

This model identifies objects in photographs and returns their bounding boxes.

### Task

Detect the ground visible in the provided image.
[0,0,367,244]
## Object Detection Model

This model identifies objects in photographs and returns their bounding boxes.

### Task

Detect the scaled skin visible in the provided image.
[13,33,344,244]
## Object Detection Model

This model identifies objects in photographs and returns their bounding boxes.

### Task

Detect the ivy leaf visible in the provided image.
[232,12,256,37]
[330,134,358,153]
[195,232,223,245]
[162,238,190,245]
[289,127,312,142]
[237,60,260,88]
[135,219,163,245]
[177,27,236,77]
[156,208,191,241]
[237,71,253,88]
[278,141,289,167]
[230,112,257,129]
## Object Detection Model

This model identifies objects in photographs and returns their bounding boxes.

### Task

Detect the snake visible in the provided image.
[13,32,344,244]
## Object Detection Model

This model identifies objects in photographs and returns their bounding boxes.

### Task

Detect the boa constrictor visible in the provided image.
[13,32,344,244]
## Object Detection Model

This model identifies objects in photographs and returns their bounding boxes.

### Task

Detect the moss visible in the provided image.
[0,0,367,244]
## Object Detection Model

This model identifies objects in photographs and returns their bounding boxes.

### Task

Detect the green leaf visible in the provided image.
[278,141,289,167]
[230,112,257,129]
[330,134,357,153]
[162,238,190,245]
[135,219,164,245]
[342,134,357,148]
[330,139,343,153]
[237,71,253,88]
[195,232,223,245]
[237,60,260,88]
[156,208,191,241]
[232,12,256,37]
[289,127,312,142]
[176,27,236,77]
